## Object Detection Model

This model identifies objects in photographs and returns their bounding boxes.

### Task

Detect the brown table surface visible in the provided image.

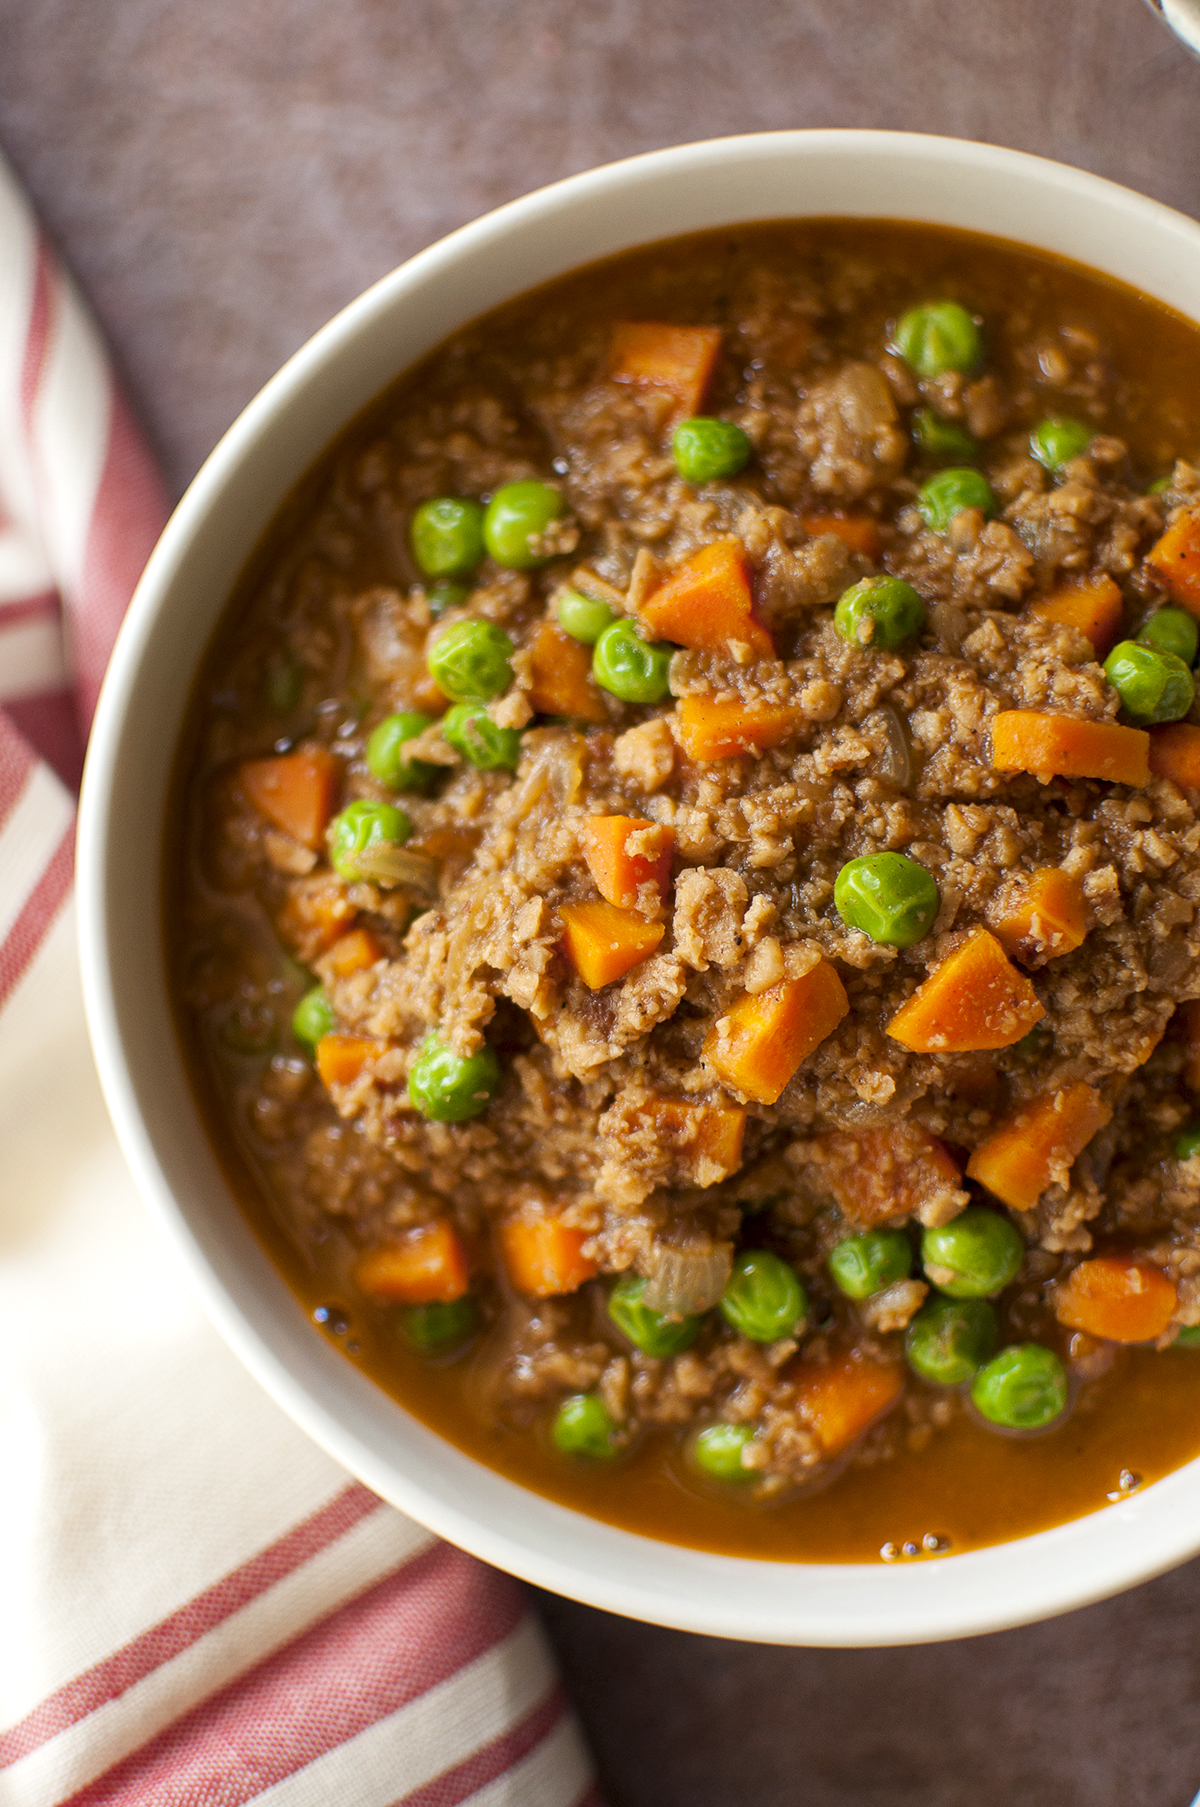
[5,2,1200,1800]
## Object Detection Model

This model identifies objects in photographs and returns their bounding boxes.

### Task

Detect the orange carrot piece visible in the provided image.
[639,540,773,658]
[315,1033,378,1088]
[526,619,607,723]
[559,900,664,989]
[966,1083,1112,1211]
[887,928,1044,1054]
[675,695,799,761]
[1054,1255,1177,1344]
[240,748,340,848]
[326,927,383,978]
[1147,510,1200,617]
[1032,573,1124,657]
[704,958,850,1104]
[792,1352,905,1457]
[991,710,1150,787]
[578,816,674,909]
[800,513,883,560]
[641,1098,747,1176]
[992,867,1087,964]
[609,321,722,416]
[499,1215,597,1298]
[1149,722,1200,790]
[814,1124,965,1227]
[356,1219,470,1305]
[277,877,357,956]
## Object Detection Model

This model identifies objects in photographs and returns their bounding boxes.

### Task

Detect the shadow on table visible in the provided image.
[533,1556,1200,1807]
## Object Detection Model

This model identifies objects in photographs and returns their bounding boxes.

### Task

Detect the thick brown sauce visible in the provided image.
[172,218,1200,1563]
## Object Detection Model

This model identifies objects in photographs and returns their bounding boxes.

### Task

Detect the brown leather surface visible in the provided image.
[4,2,1200,1800]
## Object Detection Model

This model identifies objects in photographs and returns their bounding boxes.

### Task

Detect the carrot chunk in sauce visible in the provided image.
[991,711,1149,786]
[1054,1255,1177,1344]
[992,867,1087,964]
[499,1215,597,1297]
[527,619,607,722]
[801,513,883,559]
[966,1083,1113,1211]
[326,927,383,978]
[609,321,722,416]
[887,929,1044,1053]
[579,816,674,910]
[674,696,799,761]
[1032,573,1124,657]
[559,900,665,989]
[315,1033,377,1088]
[813,1124,966,1227]
[704,957,849,1104]
[1147,510,1200,617]
[639,540,773,658]
[240,748,340,848]
[792,1352,904,1456]
[357,1220,471,1304]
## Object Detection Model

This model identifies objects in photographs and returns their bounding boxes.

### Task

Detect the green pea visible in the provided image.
[264,651,303,713]
[916,468,996,533]
[608,1274,704,1357]
[427,620,514,702]
[1103,640,1194,726]
[720,1250,807,1342]
[1013,1022,1050,1060]
[592,620,672,704]
[1148,475,1172,497]
[407,1030,501,1121]
[556,589,617,644]
[410,497,486,580]
[828,1230,913,1301]
[292,985,335,1052]
[1173,1324,1200,1346]
[905,1297,997,1386]
[366,711,438,793]
[971,1343,1068,1429]
[441,701,523,771]
[1030,416,1093,472]
[834,852,939,949]
[427,580,470,617]
[912,408,978,462]
[398,1296,477,1352]
[553,1392,620,1460]
[921,1206,1024,1299]
[892,301,982,379]
[693,1422,756,1483]
[483,481,564,569]
[672,417,752,484]
[833,575,925,650]
[1140,608,1199,667]
[1174,1122,1200,1160]
[328,800,412,882]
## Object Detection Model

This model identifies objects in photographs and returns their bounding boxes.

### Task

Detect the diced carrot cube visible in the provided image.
[800,514,883,559]
[356,1219,471,1304]
[315,1033,378,1088]
[704,957,849,1104]
[578,816,674,909]
[527,619,607,723]
[1149,723,1200,790]
[966,1083,1113,1211]
[639,540,773,658]
[277,877,357,956]
[559,900,664,989]
[1032,573,1124,657]
[609,321,722,417]
[499,1215,597,1297]
[642,1099,748,1178]
[791,1352,904,1456]
[991,711,1150,787]
[674,696,799,761]
[1054,1255,1177,1344]
[1147,510,1200,617]
[992,867,1087,964]
[240,748,340,848]
[887,928,1044,1054]
[814,1124,965,1227]
[326,927,383,978]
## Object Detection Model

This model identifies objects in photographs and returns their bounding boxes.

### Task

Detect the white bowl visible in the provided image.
[78,130,1200,1646]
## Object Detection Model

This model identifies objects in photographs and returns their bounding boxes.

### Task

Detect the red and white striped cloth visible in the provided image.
[0,148,600,1807]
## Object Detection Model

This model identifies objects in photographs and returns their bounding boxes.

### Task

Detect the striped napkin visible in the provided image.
[0,148,599,1807]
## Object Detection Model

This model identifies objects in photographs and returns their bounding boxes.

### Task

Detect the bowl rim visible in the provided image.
[77,127,1200,1646]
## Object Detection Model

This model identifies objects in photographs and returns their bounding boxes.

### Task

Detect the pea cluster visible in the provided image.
[826,1206,1068,1430]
